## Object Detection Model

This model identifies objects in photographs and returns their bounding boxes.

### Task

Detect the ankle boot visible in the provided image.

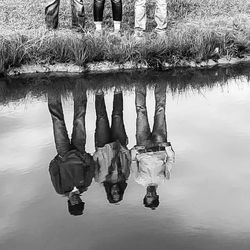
[45,0,60,29]
[71,0,85,30]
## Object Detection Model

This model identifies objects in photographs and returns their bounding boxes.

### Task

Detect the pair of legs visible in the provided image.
[135,84,167,147]
[48,84,87,157]
[95,90,127,148]
[45,0,85,30]
[93,0,122,32]
[134,0,167,35]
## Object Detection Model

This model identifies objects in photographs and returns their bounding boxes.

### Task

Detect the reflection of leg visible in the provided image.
[45,0,60,29]
[95,93,112,147]
[71,86,87,154]
[152,84,167,143]
[48,93,71,157]
[71,0,85,29]
[111,92,128,147]
[135,85,151,146]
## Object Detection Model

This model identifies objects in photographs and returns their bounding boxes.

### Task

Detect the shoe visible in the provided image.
[153,30,166,40]
[133,30,145,42]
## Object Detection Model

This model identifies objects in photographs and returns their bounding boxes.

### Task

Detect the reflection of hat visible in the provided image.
[67,201,85,216]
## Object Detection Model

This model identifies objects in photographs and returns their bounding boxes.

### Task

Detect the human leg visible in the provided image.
[111,91,128,147]
[45,0,60,29]
[152,84,167,143]
[134,0,147,33]
[154,0,167,34]
[71,84,87,154]
[95,92,112,147]
[135,85,151,146]
[71,0,85,29]
[93,0,105,31]
[48,92,71,157]
[111,0,122,32]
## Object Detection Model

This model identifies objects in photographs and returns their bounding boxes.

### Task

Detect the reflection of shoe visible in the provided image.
[95,89,104,95]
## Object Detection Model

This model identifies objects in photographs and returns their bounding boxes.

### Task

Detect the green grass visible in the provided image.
[1,0,250,74]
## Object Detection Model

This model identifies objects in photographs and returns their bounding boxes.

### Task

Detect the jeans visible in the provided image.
[45,0,85,29]
[48,84,87,157]
[95,92,127,148]
[135,84,167,147]
[93,0,122,21]
[134,0,167,32]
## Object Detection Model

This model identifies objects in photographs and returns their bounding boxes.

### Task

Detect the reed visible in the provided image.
[0,0,250,74]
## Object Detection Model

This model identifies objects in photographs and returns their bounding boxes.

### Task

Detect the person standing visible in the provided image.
[131,84,175,209]
[93,0,122,34]
[48,83,94,216]
[134,0,167,38]
[45,0,85,30]
[93,88,131,203]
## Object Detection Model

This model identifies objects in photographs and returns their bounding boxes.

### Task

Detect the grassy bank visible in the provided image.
[1,0,250,74]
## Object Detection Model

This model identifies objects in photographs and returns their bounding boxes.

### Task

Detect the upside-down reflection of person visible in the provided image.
[48,83,94,216]
[131,84,175,210]
[93,88,131,204]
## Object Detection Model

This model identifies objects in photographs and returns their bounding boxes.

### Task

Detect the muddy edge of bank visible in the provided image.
[7,55,250,76]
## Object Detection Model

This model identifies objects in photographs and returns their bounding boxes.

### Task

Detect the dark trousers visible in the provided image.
[45,0,85,29]
[93,0,122,21]
[48,85,87,157]
[135,84,167,147]
[95,92,127,148]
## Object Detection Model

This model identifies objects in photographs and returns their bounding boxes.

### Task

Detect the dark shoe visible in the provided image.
[45,0,60,29]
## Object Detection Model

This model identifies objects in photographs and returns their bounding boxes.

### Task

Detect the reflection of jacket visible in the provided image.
[49,149,95,195]
[131,143,175,186]
[93,141,131,183]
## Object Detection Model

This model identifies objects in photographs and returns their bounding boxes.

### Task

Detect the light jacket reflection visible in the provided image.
[93,89,131,204]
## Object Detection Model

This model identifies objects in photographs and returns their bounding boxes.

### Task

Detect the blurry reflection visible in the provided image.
[48,83,95,216]
[93,88,131,204]
[131,84,175,209]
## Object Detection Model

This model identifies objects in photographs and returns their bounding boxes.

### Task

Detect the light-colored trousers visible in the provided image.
[134,0,167,32]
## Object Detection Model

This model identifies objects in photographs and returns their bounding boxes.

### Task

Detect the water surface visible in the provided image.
[1,66,250,250]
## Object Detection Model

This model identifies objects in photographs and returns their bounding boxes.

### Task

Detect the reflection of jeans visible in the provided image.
[135,84,167,147]
[48,85,87,157]
[95,92,127,147]
[93,0,122,21]
[134,0,167,32]
[45,0,85,29]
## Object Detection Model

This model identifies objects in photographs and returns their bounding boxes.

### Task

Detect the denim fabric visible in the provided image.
[48,85,87,156]
[93,0,122,21]
[95,92,127,148]
[134,0,167,32]
[135,84,167,147]
[45,0,85,29]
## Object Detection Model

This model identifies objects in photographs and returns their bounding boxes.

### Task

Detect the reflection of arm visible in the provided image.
[164,145,175,179]
[49,158,64,194]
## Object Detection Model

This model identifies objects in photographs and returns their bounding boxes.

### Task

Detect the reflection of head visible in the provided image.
[67,193,85,216]
[143,185,159,210]
[103,181,128,204]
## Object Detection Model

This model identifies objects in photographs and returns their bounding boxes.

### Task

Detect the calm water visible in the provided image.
[1,66,250,250]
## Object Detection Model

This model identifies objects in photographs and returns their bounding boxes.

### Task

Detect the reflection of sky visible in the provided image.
[1,79,250,250]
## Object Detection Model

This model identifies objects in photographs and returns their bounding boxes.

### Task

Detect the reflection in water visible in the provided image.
[1,65,250,250]
[48,83,95,216]
[131,84,175,209]
[93,88,131,204]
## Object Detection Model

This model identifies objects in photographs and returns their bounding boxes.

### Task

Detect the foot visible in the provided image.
[95,89,104,95]
[133,30,145,41]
